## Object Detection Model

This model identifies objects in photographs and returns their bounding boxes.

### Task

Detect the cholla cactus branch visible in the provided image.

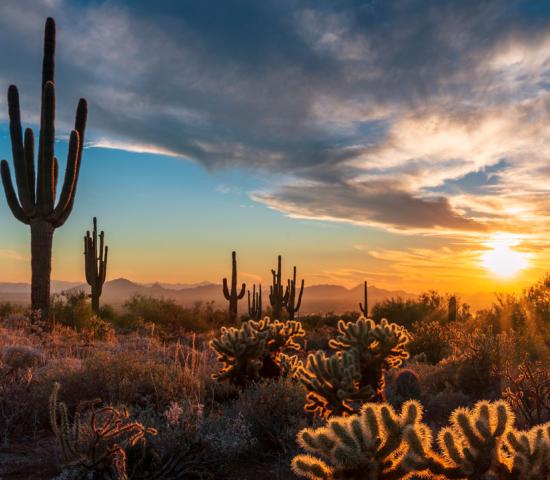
[292,400,429,480]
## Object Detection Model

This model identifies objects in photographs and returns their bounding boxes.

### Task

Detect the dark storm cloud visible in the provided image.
[0,0,548,233]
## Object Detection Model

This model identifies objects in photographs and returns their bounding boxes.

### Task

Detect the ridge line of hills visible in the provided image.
[0,278,496,312]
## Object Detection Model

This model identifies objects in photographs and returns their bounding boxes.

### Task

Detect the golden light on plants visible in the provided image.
[481,234,531,278]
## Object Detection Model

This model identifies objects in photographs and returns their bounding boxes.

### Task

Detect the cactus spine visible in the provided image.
[359,280,368,316]
[222,251,246,324]
[84,217,108,314]
[248,283,262,320]
[286,266,304,320]
[269,255,289,319]
[0,18,88,321]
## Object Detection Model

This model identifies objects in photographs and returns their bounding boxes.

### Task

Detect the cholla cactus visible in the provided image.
[299,350,372,417]
[405,399,550,479]
[292,400,429,480]
[210,317,305,386]
[504,423,550,479]
[209,322,266,386]
[49,383,157,479]
[330,317,410,401]
[279,352,304,378]
[298,317,410,416]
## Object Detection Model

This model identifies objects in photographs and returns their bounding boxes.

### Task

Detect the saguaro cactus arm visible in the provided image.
[286,266,304,320]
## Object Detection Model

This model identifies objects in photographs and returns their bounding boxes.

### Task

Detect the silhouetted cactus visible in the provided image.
[269,255,289,319]
[210,317,304,386]
[84,217,108,314]
[286,266,304,320]
[222,251,246,324]
[247,283,262,320]
[448,295,457,323]
[405,400,550,479]
[292,400,430,480]
[298,317,410,417]
[0,18,87,321]
[359,280,368,316]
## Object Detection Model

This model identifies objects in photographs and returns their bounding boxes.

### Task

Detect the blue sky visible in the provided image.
[0,0,549,292]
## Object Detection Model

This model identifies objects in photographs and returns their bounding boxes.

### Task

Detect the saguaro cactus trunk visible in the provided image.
[269,255,289,319]
[222,251,246,324]
[84,217,108,314]
[248,283,262,320]
[359,280,368,316]
[0,18,88,321]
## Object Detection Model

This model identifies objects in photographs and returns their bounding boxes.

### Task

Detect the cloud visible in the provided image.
[0,0,548,238]
[0,250,29,262]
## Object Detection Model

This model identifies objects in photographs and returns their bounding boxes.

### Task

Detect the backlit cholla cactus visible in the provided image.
[210,317,305,386]
[405,400,550,479]
[292,400,430,480]
[299,350,370,417]
[298,317,410,417]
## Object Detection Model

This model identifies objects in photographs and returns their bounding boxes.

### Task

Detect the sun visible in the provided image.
[481,234,531,278]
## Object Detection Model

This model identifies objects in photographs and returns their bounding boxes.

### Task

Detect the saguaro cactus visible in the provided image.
[269,255,289,319]
[0,18,88,321]
[84,217,108,314]
[286,266,304,320]
[248,283,262,320]
[222,251,246,324]
[359,280,368,316]
[448,295,457,323]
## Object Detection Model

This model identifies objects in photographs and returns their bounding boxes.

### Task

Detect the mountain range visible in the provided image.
[0,278,496,313]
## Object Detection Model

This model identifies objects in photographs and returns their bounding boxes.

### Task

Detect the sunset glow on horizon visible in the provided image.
[0,0,548,298]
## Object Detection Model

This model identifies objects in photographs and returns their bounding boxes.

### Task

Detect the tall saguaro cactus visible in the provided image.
[222,251,246,324]
[0,18,88,321]
[359,280,368,316]
[285,266,304,320]
[269,255,289,319]
[248,283,262,320]
[84,217,108,314]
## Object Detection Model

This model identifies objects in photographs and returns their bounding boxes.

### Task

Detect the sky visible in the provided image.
[0,0,549,294]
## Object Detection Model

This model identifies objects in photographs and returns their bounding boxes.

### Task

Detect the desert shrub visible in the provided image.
[121,295,222,334]
[502,358,550,428]
[394,369,421,401]
[371,291,470,330]
[408,320,451,364]
[228,378,309,454]
[210,317,305,387]
[298,317,410,417]
[51,290,95,330]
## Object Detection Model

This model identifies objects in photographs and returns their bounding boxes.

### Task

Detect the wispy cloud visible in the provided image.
[0,0,548,244]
